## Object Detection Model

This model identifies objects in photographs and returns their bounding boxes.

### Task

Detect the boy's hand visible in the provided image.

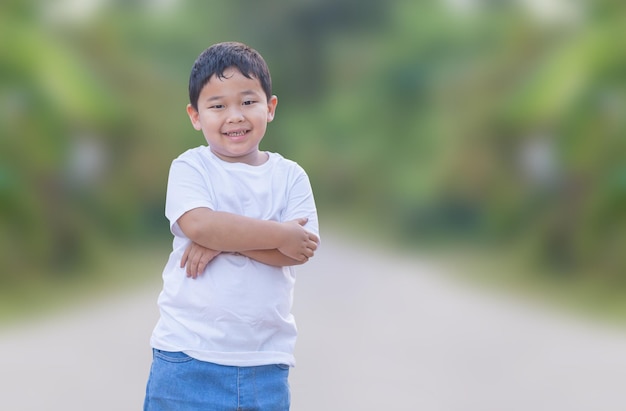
[181,242,221,279]
[277,218,319,262]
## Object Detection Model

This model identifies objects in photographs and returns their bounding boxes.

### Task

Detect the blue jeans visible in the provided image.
[144,349,290,411]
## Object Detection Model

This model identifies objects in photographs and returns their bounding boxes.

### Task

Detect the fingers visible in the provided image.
[181,244,191,268]
[296,217,308,226]
[186,247,196,278]
[305,237,318,253]
[185,244,203,279]
[298,231,319,262]
[187,252,208,279]
[181,243,199,278]
[195,257,209,278]
[299,239,318,262]
[307,231,319,244]
[183,243,220,279]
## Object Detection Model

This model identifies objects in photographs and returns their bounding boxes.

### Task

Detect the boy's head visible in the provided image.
[188,42,272,111]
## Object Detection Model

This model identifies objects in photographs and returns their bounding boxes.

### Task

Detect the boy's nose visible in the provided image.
[226,107,244,123]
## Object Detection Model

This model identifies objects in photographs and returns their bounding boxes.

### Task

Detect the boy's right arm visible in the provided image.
[177,207,319,262]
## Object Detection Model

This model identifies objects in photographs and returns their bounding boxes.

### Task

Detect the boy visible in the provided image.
[144,42,320,410]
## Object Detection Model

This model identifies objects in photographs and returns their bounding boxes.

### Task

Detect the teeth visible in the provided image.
[226,131,246,137]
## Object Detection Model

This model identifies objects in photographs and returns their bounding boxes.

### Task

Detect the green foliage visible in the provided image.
[1,0,625,287]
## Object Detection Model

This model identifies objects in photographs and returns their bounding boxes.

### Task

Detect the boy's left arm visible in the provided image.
[246,170,319,268]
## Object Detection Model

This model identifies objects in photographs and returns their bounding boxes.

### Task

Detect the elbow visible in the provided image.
[177,210,206,243]
[181,224,201,243]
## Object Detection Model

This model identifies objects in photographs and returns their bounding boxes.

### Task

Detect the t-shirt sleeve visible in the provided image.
[282,166,320,239]
[165,156,215,238]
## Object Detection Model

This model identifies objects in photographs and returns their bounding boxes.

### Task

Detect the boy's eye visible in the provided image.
[209,104,224,109]
[242,100,255,106]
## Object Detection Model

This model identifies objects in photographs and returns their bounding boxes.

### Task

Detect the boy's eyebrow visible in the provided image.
[203,90,261,102]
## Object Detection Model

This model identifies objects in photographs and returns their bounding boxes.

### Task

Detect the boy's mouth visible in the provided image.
[223,130,248,137]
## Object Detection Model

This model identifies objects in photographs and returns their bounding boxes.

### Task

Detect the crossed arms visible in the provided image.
[177,207,320,278]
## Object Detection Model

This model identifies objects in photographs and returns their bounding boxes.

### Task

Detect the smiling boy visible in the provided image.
[143,42,320,411]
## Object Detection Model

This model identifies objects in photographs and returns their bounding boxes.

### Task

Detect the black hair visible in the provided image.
[188,42,272,110]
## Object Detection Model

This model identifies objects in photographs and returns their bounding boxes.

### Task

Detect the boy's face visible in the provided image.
[187,67,277,166]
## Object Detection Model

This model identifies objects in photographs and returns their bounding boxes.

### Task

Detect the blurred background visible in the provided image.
[1,0,626,323]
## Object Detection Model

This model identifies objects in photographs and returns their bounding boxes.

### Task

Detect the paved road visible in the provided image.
[2,233,626,410]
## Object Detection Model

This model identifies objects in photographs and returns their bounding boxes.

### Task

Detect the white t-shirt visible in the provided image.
[149,146,319,367]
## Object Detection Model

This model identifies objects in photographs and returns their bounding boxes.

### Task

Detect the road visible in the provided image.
[2,232,626,410]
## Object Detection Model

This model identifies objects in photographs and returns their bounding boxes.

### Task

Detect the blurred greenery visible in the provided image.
[1,0,626,318]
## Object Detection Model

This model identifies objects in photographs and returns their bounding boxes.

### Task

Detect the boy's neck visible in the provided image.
[210,147,269,166]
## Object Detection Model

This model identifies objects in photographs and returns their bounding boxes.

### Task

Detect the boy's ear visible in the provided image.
[186,104,202,130]
[267,95,278,123]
